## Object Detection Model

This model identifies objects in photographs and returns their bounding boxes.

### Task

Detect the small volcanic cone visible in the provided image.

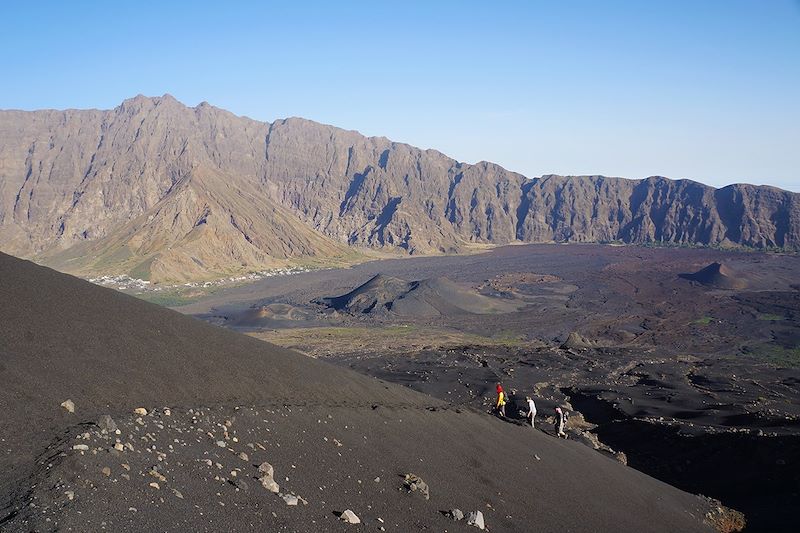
[679,262,746,289]
[560,331,596,350]
[317,274,524,317]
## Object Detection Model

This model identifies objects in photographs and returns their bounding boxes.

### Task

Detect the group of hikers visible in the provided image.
[494,383,567,438]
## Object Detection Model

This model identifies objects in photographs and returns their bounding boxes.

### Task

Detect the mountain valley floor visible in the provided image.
[178,244,800,532]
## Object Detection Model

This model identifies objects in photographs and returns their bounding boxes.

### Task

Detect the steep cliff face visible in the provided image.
[0,95,797,281]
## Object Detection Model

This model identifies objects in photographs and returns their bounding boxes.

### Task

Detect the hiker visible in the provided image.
[526,396,537,428]
[554,406,567,438]
[495,383,507,417]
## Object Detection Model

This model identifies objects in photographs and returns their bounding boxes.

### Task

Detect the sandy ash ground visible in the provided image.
[176,244,800,532]
[0,251,740,533]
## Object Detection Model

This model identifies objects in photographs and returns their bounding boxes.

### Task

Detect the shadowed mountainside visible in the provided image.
[1,95,798,281]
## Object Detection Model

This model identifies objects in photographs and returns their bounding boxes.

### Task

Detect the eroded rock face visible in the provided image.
[1,95,798,281]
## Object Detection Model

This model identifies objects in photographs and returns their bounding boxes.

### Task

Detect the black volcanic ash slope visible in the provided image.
[0,252,720,532]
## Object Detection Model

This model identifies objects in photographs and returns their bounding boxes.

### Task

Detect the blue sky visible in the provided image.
[1,1,798,191]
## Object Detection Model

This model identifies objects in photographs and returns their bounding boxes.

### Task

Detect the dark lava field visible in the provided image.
[179,244,800,532]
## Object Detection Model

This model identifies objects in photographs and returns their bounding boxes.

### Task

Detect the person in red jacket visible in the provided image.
[495,383,507,417]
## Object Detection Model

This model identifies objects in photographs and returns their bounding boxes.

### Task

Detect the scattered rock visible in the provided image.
[149,482,160,490]
[403,473,430,500]
[260,476,279,493]
[72,444,89,451]
[60,400,75,413]
[133,407,148,416]
[281,493,299,506]
[172,488,184,499]
[447,509,465,521]
[467,510,486,530]
[149,469,167,483]
[237,451,249,462]
[97,415,118,433]
[340,509,361,524]
[101,467,111,477]
[257,462,274,478]
[114,443,125,452]
[64,491,74,501]
[703,497,746,533]
[216,440,226,448]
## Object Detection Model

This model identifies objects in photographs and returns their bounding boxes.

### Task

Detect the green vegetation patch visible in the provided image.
[757,313,785,321]
[251,324,528,357]
[692,316,715,325]
[742,345,800,368]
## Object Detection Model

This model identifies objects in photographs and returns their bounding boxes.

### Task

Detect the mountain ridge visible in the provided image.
[1,94,797,281]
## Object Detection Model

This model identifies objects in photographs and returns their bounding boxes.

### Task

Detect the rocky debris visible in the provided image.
[257,462,274,477]
[149,469,167,483]
[97,414,118,433]
[101,467,111,477]
[446,509,465,520]
[281,493,299,506]
[703,498,746,533]
[61,399,75,413]
[237,451,249,461]
[257,461,280,493]
[133,407,148,416]
[403,473,430,500]
[260,477,280,493]
[114,442,125,451]
[467,510,486,530]
[72,444,89,451]
[340,509,361,524]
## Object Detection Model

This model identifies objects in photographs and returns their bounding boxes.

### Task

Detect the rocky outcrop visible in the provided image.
[1,95,797,281]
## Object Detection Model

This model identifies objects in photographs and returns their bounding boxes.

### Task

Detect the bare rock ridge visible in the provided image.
[1,94,798,281]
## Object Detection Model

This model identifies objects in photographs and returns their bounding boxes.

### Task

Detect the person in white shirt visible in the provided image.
[526,397,537,428]
[554,406,567,438]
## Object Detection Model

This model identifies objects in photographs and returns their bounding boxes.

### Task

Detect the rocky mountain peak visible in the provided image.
[0,95,798,282]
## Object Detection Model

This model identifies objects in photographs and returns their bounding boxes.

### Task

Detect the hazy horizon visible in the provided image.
[1,1,798,192]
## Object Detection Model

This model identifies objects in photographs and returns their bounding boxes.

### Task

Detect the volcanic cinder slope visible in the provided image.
[317,273,523,317]
[1,95,798,282]
[0,251,725,532]
[679,262,748,289]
